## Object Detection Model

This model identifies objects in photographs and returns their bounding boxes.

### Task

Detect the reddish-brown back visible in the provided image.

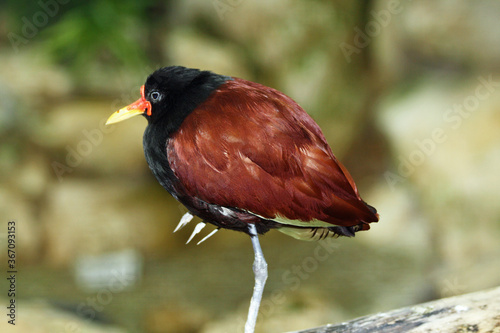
[167,78,378,228]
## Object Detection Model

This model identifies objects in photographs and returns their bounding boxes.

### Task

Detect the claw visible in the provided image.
[174,212,194,233]
[197,228,219,245]
[186,222,206,244]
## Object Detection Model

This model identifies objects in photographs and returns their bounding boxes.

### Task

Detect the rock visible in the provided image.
[15,152,51,199]
[0,51,72,103]
[40,180,180,266]
[144,304,208,333]
[296,286,500,333]
[377,74,500,295]
[0,188,42,264]
[37,99,146,179]
[374,0,500,81]
[0,298,126,333]
[164,29,250,79]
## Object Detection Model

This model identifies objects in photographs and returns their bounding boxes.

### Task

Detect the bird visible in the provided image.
[105,66,379,333]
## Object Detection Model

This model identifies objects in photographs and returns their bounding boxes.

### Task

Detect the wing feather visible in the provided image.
[168,78,378,228]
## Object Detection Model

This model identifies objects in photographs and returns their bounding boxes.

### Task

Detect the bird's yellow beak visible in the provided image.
[106,85,152,125]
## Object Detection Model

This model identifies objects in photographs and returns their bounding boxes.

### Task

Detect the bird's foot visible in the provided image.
[196,228,219,245]
[174,212,194,232]
[184,221,220,245]
[186,222,206,244]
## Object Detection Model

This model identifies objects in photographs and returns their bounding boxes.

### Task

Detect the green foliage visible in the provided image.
[5,0,160,73]
[45,1,151,71]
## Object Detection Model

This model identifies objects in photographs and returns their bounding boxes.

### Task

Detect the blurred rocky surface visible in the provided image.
[40,179,183,265]
[0,298,126,333]
[374,73,500,297]
[144,304,208,333]
[374,0,500,82]
[0,0,499,332]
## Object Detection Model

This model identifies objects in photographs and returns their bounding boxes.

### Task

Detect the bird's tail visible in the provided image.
[277,224,365,241]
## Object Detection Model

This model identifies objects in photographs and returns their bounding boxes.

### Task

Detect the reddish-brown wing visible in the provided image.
[167,78,377,228]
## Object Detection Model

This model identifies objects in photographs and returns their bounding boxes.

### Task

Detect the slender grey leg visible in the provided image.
[244,223,268,333]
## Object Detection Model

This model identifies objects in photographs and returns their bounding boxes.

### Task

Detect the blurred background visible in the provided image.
[1,0,500,332]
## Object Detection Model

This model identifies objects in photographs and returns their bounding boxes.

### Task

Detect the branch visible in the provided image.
[295,286,500,333]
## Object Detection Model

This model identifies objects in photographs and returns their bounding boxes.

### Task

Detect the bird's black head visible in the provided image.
[144,66,229,127]
[106,66,230,133]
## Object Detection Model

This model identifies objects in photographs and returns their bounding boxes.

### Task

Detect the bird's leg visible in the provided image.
[244,223,268,333]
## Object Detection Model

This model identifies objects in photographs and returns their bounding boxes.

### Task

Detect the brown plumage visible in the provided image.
[168,78,378,239]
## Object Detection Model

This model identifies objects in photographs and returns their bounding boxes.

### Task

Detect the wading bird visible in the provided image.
[106,66,379,333]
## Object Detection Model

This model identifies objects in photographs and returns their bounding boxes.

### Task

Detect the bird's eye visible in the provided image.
[150,91,161,101]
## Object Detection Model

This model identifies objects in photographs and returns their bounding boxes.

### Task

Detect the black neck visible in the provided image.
[142,70,231,199]
[143,124,177,194]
